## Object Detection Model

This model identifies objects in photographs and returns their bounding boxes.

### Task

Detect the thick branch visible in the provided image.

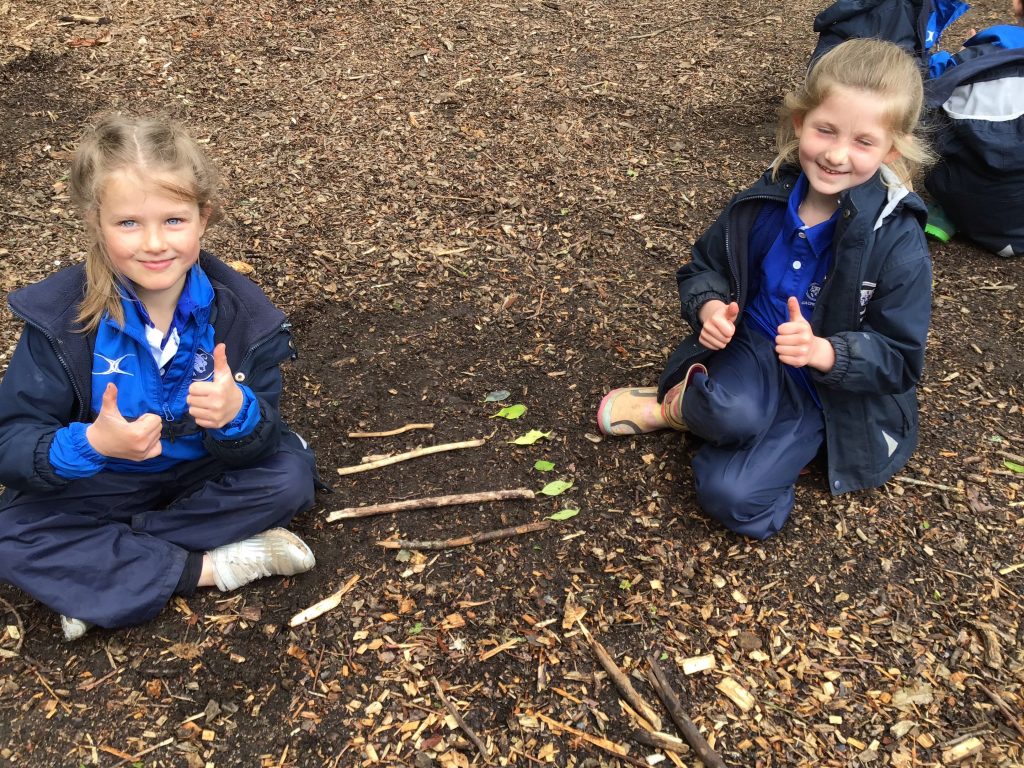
[376,521,550,550]
[646,655,728,768]
[328,488,535,521]
[336,438,485,476]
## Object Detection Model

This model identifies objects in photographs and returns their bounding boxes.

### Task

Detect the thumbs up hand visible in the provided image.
[188,344,245,429]
[698,300,741,350]
[86,383,164,461]
[775,297,819,368]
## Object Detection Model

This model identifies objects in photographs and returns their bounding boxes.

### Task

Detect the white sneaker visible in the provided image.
[61,615,93,642]
[209,528,315,592]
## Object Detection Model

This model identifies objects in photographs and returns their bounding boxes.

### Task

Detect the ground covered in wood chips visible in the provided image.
[1,0,1023,766]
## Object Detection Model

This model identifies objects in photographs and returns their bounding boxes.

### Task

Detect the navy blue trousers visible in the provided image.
[0,449,315,628]
[682,323,825,540]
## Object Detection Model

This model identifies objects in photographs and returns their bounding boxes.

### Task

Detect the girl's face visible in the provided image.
[98,168,209,308]
[793,85,901,206]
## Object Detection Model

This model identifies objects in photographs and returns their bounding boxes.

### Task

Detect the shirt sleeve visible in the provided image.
[48,422,109,479]
[207,384,259,441]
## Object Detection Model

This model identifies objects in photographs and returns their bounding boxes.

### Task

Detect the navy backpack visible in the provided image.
[925,27,1024,257]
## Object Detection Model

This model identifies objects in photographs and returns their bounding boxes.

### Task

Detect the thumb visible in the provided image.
[725,301,740,321]
[212,343,233,381]
[100,382,123,419]
[788,297,803,323]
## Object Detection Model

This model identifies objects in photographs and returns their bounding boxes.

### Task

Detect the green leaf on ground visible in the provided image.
[408,622,424,636]
[548,507,579,521]
[483,389,511,403]
[539,480,573,496]
[511,429,552,445]
[1004,460,1024,473]
[491,404,527,420]
[534,460,555,472]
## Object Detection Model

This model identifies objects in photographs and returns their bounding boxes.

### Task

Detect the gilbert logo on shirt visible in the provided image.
[192,349,214,382]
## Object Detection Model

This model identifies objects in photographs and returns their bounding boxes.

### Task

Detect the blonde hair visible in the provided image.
[771,38,933,186]
[69,114,221,331]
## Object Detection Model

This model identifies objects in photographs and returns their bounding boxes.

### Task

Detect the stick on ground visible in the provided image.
[647,655,728,768]
[336,438,485,476]
[289,573,361,627]
[431,676,489,761]
[975,681,1024,741]
[328,488,536,521]
[577,623,663,731]
[376,520,550,550]
[348,422,434,438]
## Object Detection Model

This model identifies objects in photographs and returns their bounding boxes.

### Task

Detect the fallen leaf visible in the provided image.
[511,429,551,445]
[539,480,573,496]
[548,507,579,521]
[491,403,527,420]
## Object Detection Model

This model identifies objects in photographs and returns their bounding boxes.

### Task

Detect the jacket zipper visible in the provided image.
[724,190,789,304]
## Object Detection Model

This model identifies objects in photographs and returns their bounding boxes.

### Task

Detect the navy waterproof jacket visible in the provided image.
[659,165,932,495]
[0,252,312,493]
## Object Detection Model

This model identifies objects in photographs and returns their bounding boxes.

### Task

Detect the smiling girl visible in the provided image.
[0,115,319,639]
[597,39,933,539]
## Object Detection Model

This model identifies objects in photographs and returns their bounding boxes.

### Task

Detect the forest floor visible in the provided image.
[1,0,1022,766]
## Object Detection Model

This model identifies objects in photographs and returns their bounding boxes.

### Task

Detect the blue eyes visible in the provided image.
[116,218,185,227]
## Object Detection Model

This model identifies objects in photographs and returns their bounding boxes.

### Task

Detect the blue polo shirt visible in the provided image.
[744,174,838,405]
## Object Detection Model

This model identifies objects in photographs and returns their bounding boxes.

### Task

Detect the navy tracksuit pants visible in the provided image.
[682,322,825,540]
[0,449,315,628]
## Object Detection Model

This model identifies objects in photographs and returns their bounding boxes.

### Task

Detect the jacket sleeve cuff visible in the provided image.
[48,423,108,479]
[683,291,729,331]
[814,334,850,387]
[209,385,259,441]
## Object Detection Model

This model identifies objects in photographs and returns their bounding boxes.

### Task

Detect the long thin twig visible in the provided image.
[891,475,965,494]
[377,520,550,550]
[328,488,535,521]
[646,655,727,768]
[576,622,663,731]
[348,422,434,438]
[336,438,485,476]
[431,677,489,762]
[975,681,1024,741]
[536,712,628,757]
[109,737,174,768]
[0,596,24,658]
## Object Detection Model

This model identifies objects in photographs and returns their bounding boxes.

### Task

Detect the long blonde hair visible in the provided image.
[771,39,933,186]
[69,115,221,331]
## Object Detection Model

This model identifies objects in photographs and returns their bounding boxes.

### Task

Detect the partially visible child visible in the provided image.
[0,115,318,640]
[924,3,1024,256]
[597,39,933,539]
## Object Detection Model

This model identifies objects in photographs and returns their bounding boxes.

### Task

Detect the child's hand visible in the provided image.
[86,383,163,461]
[699,300,740,350]
[775,297,835,371]
[187,344,245,429]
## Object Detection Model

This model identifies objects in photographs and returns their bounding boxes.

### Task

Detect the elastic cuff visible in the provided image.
[174,551,204,596]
